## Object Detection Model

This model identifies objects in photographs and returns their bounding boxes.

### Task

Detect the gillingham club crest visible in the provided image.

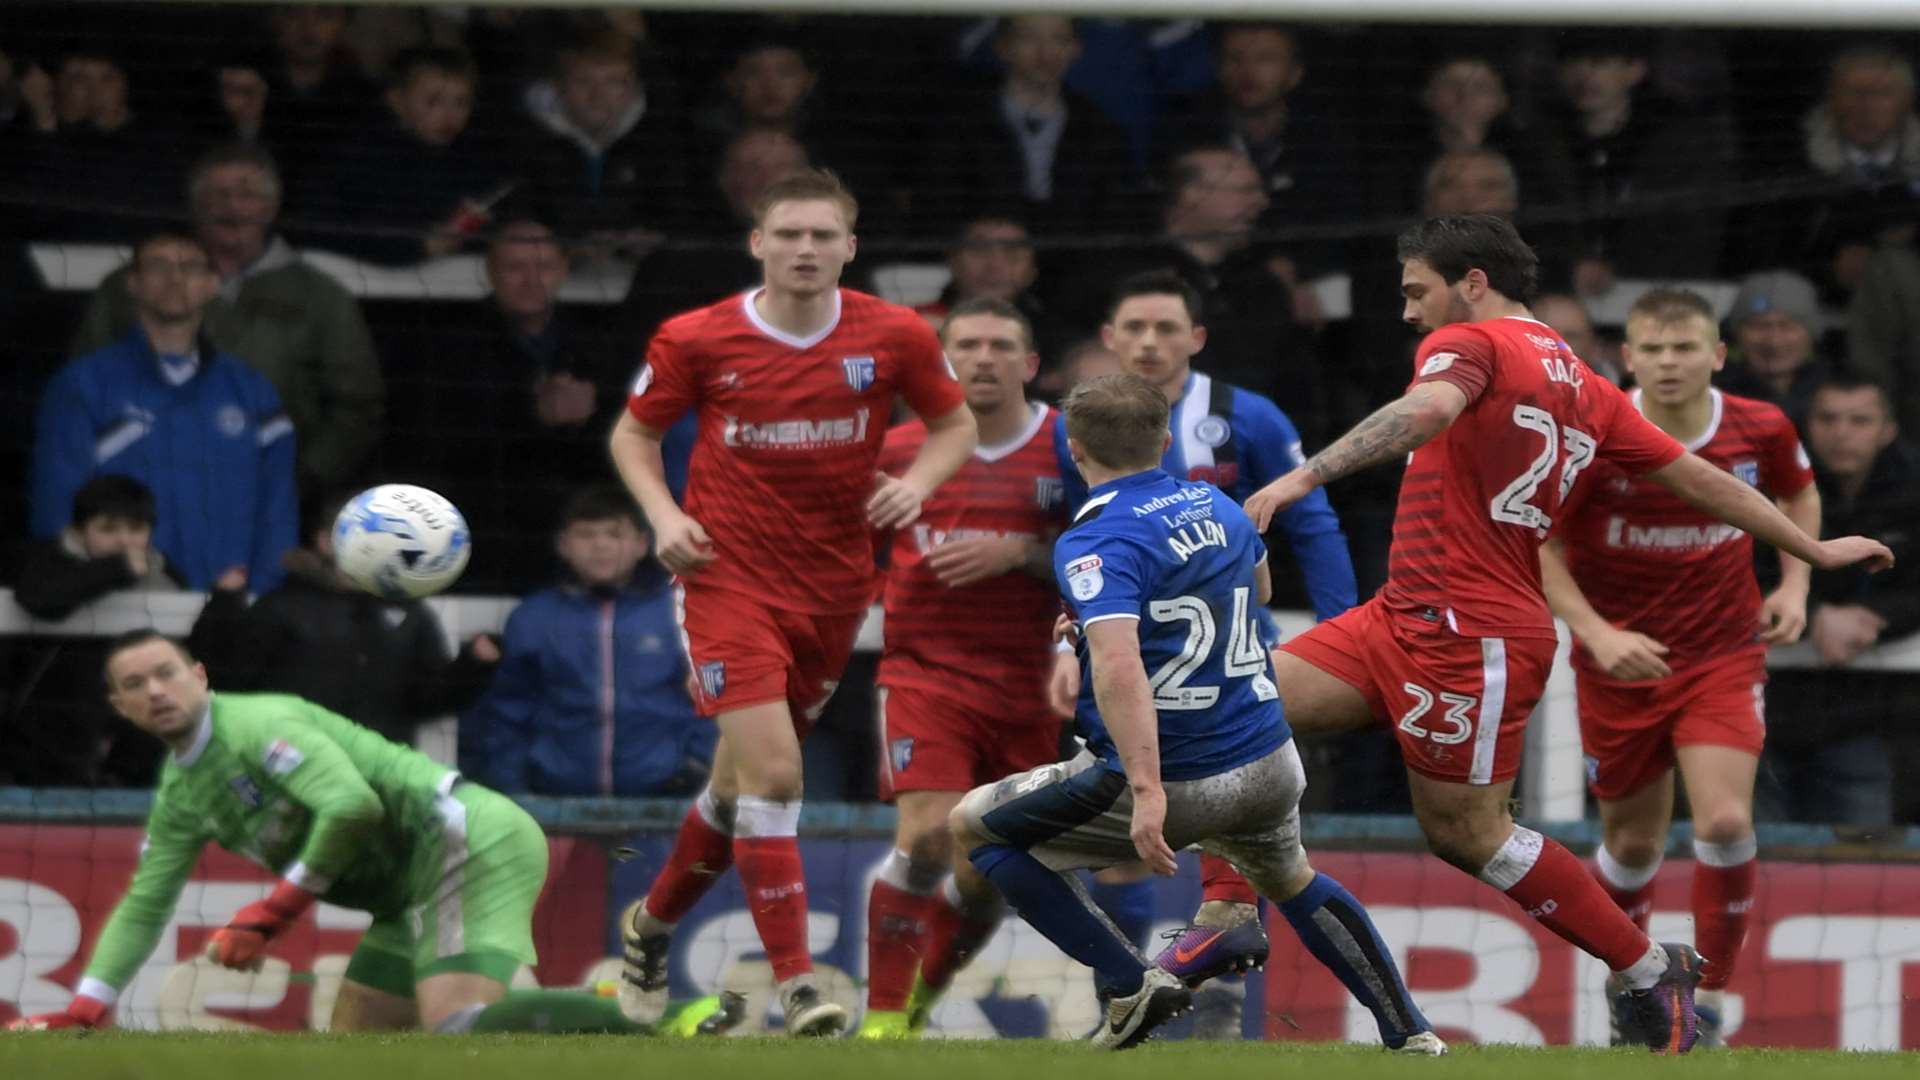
[842,355,876,392]
[698,661,726,700]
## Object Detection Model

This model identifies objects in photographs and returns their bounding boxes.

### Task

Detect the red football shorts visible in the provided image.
[876,683,1062,800]
[1577,651,1767,801]
[1279,596,1555,786]
[674,582,864,733]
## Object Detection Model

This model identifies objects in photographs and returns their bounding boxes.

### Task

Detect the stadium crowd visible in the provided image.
[0,5,1916,827]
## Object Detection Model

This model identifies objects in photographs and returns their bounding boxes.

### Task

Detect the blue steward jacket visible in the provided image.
[31,329,298,592]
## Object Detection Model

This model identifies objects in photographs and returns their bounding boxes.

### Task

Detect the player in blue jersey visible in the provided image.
[1055,270,1356,621]
[953,373,1442,1053]
[1051,271,1358,1004]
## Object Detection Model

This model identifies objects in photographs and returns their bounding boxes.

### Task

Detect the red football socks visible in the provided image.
[1692,839,1757,991]
[920,892,1002,992]
[736,836,813,982]
[865,879,933,1010]
[1200,854,1260,906]
[1593,845,1659,934]
[1484,827,1652,972]
[643,803,735,924]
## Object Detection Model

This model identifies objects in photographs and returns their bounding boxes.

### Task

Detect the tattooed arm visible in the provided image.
[1244,382,1469,531]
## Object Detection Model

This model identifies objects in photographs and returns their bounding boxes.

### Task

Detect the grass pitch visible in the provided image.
[3,1033,1915,1080]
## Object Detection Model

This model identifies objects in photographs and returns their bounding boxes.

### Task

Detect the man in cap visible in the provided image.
[1717,270,1832,430]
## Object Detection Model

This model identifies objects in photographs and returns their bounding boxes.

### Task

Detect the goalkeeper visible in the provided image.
[8,629,739,1037]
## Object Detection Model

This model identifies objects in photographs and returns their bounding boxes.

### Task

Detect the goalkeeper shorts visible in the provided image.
[343,781,548,997]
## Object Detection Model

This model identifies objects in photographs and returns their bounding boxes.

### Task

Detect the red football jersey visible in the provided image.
[1383,316,1687,640]
[1559,389,1814,680]
[876,403,1068,709]
[627,288,966,615]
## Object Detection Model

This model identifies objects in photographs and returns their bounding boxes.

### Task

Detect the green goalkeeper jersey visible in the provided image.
[84,692,459,992]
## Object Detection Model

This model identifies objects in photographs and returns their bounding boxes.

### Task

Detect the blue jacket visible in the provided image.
[31,329,298,592]
[463,569,713,796]
[1057,370,1356,621]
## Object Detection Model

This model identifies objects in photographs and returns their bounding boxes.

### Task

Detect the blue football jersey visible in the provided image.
[1052,370,1356,621]
[1054,468,1290,782]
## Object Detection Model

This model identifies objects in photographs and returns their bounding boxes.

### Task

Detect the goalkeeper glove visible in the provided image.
[206,879,316,971]
[7,993,110,1031]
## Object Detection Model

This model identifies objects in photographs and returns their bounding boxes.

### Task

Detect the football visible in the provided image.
[331,484,472,600]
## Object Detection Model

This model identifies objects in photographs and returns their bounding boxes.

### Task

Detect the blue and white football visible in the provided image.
[331,484,471,599]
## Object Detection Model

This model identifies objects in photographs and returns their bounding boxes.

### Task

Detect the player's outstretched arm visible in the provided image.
[1761,485,1821,644]
[1084,618,1177,876]
[868,402,978,529]
[1539,538,1672,680]
[610,411,713,575]
[1648,452,1894,574]
[1244,382,1469,532]
[8,816,204,1030]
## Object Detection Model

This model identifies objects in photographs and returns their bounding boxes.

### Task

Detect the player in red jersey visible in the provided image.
[856,298,1070,1037]
[1215,215,1889,1054]
[1539,288,1819,1044]
[610,170,976,1036]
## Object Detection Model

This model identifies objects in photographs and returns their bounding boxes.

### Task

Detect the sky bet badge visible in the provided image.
[1066,555,1103,600]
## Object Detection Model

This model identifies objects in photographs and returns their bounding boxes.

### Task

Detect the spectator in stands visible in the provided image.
[1049,337,1122,398]
[680,34,863,203]
[952,16,1215,171]
[306,46,511,265]
[1547,30,1734,291]
[1533,292,1623,385]
[921,16,1133,236]
[1074,143,1316,445]
[196,49,273,147]
[713,127,810,230]
[1420,145,1519,217]
[1717,270,1835,429]
[462,485,712,797]
[517,30,685,246]
[1846,242,1920,439]
[1739,45,1920,301]
[187,490,499,746]
[31,231,298,592]
[384,221,641,592]
[630,127,808,325]
[4,476,176,787]
[1759,375,1920,827]
[13,474,183,617]
[72,143,384,492]
[1160,23,1359,280]
[263,3,379,191]
[0,45,55,135]
[1376,54,1571,215]
[911,214,1074,366]
[27,42,185,240]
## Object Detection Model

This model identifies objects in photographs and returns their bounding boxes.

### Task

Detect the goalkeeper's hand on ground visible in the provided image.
[7,994,109,1031]
[206,880,316,971]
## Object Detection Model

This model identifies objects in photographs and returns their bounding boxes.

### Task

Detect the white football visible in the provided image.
[332,484,471,599]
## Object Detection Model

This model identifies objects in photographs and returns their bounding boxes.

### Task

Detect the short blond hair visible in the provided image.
[1627,286,1720,343]
[753,167,859,229]
[1064,372,1169,472]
